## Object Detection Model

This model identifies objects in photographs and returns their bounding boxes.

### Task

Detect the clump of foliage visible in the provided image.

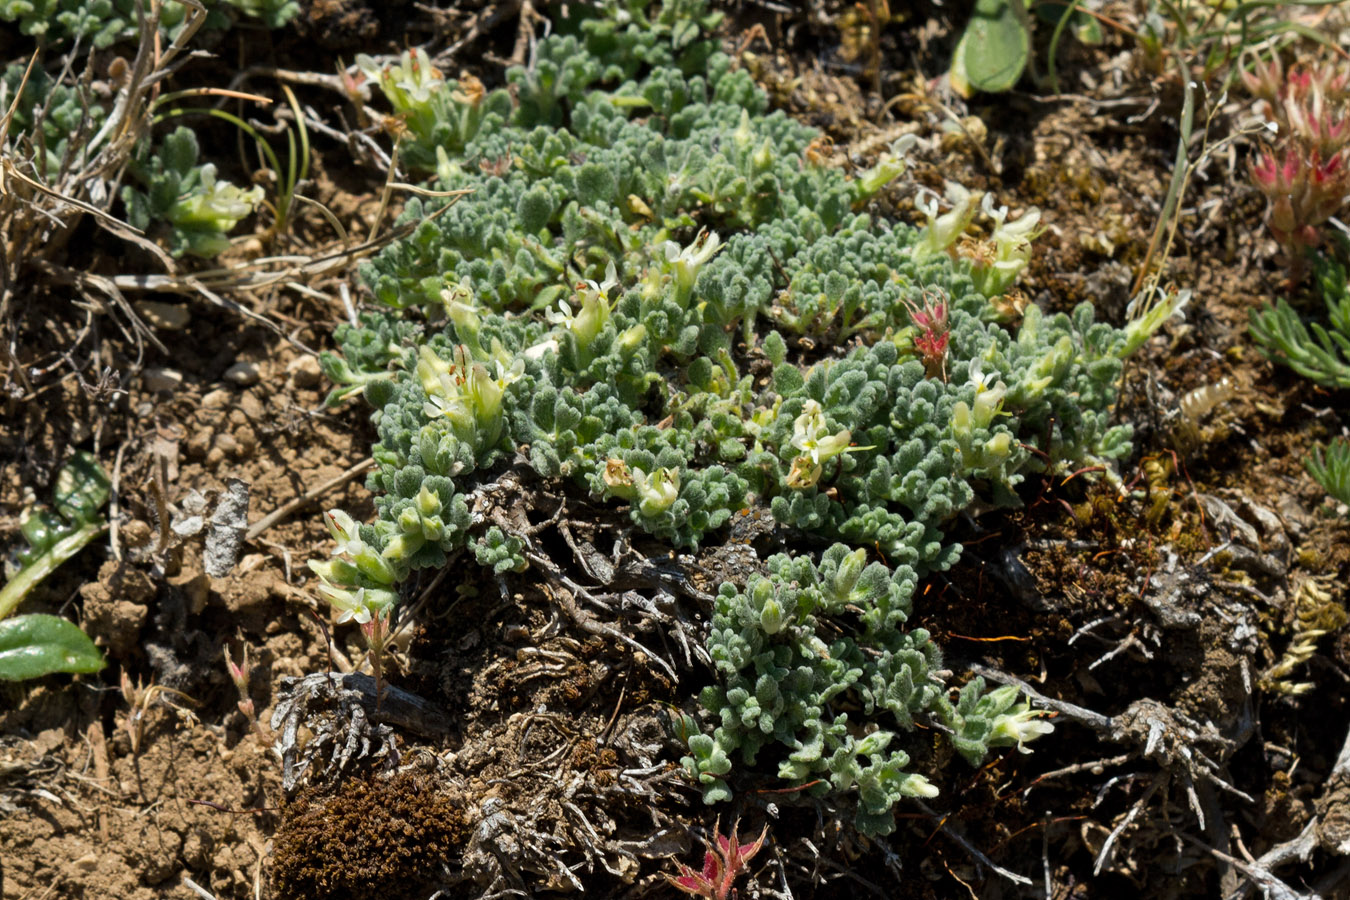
[1250,243,1350,509]
[0,452,109,680]
[122,125,265,258]
[0,0,293,48]
[684,545,1054,833]
[1,63,107,179]
[314,0,1165,833]
[665,819,767,900]
[1306,437,1350,509]
[1250,246,1350,390]
[221,0,297,29]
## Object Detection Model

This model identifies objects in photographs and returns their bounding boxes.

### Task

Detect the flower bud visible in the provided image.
[618,323,647,356]
[985,432,1013,460]
[832,547,868,601]
[950,401,973,441]
[733,108,753,149]
[752,138,773,171]
[309,557,361,587]
[972,382,1006,429]
[990,702,1056,752]
[416,484,442,517]
[759,598,786,634]
[896,773,940,798]
[324,509,360,545]
[350,544,397,585]
[855,730,893,757]
[381,532,423,562]
[634,466,680,517]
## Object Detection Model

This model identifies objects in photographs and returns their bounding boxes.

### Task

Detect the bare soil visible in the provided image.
[3,2,1350,899]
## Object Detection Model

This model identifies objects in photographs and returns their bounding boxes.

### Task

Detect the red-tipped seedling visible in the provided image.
[666,819,768,900]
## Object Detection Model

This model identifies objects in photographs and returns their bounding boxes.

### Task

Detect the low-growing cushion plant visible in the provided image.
[310,0,1177,834]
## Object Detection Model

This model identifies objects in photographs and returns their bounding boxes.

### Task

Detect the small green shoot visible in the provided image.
[222,0,300,28]
[153,84,311,244]
[1250,249,1350,390]
[1307,437,1350,509]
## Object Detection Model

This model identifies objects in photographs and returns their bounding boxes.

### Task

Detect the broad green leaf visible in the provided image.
[950,0,1031,96]
[0,613,105,681]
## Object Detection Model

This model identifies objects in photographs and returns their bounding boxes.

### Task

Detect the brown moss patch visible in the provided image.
[272,771,468,900]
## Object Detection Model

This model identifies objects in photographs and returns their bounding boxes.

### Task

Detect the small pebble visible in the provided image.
[134,300,190,330]
[224,361,261,386]
[68,417,92,445]
[201,388,232,410]
[287,354,322,388]
[186,428,212,458]
[71,853,100,873]
[235,424,258,455]
[239,393,264,420]
[142,368,183,393]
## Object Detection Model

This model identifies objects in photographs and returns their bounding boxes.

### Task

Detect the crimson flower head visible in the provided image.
[1251,144,1349,253]
[1244,59,1350,264]
[666,819,768,900]
[1241,56,1286,105]
[903,288,951,381]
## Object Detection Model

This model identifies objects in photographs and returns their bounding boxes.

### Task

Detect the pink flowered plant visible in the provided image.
[903,288,951,381]
[1244,58,1350,269]
[1250,145,1348,253]
[665,819,768,900]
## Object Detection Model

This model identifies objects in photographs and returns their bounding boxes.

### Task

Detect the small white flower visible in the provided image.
[916,187,941,221]
[632,466,680,517]
[492,358,524,388]
[991,703,1056,753]
[582,260,619,297]
[546,298,577,329]
[967,359,997,394]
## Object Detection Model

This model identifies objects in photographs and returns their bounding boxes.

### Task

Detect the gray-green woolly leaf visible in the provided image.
[772,363,804,396]
[762,330,788,366]
[517,187,555,233]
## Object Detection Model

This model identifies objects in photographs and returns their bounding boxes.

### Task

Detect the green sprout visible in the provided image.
[1306,438,1350,510]
[1250,249,1350,390]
